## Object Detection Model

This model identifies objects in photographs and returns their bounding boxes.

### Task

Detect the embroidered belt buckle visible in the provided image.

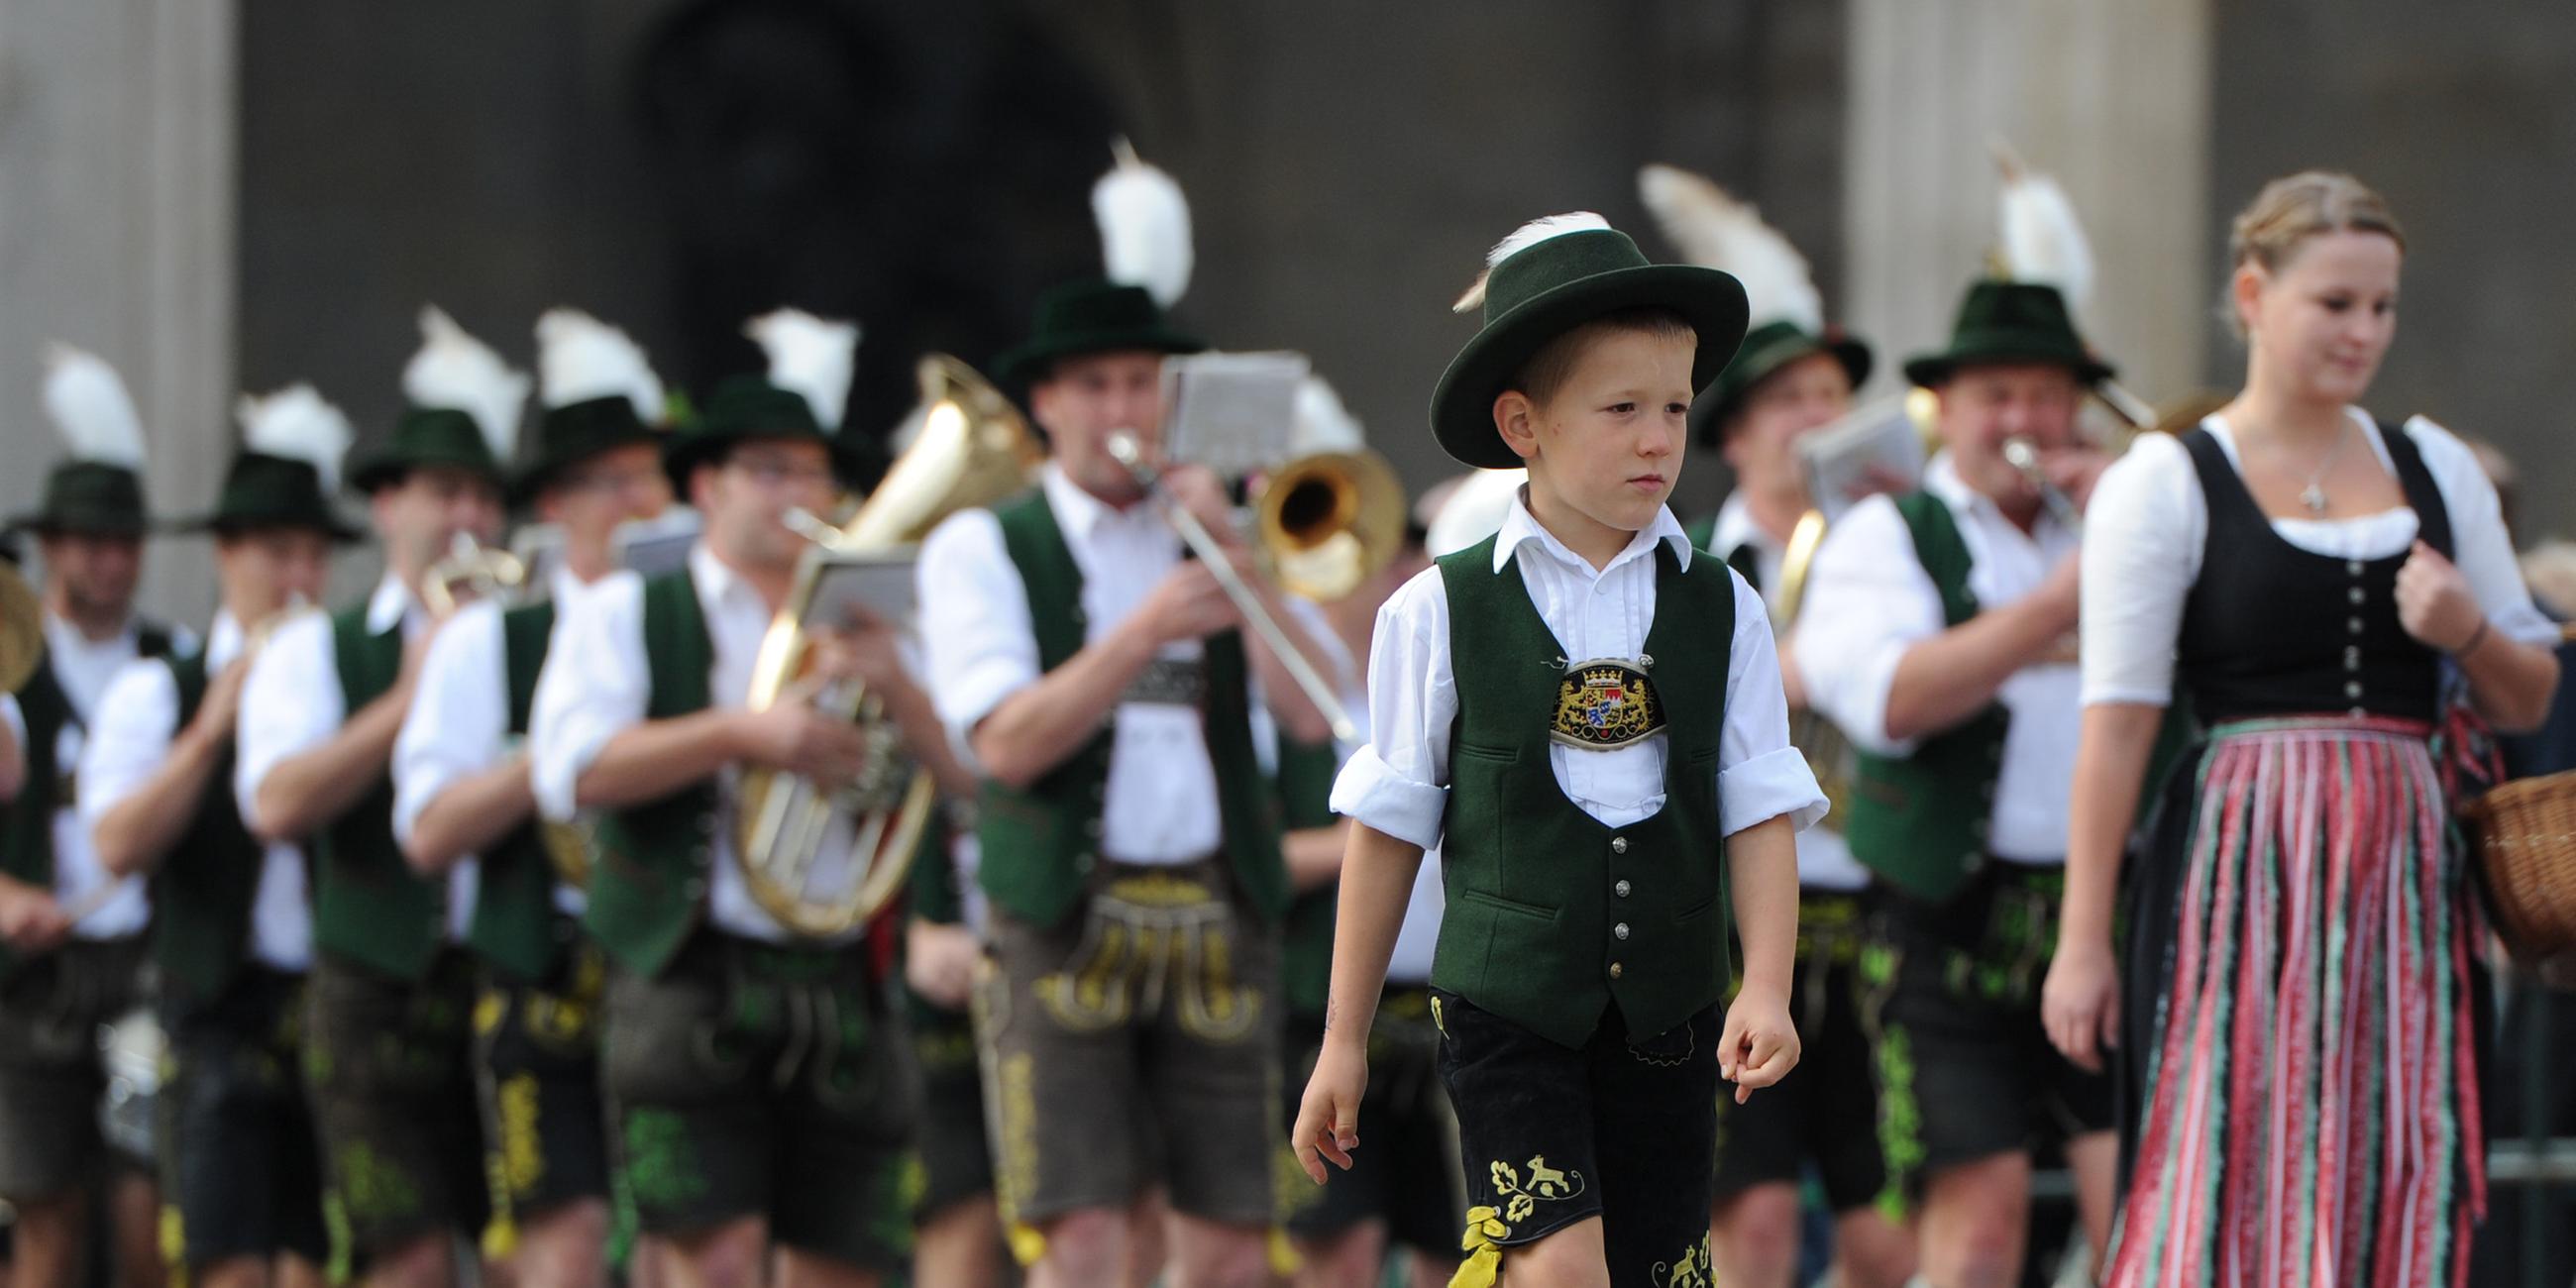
[1550,656,1664,750]
[1121,657,1208,707]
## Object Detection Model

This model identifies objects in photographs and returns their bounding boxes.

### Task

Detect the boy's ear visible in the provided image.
[1493,389,1542,463]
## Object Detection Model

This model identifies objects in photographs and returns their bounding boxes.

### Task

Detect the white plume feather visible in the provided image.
[41,344,148,468]
[1093,138,1193,308]
[745,308,860,432]
[1288,376,1364,456]
[402,306,529,460]
[1452,212,1612,313]
[1636,163,1822,332]
[236,383,356,493]
[1995,145,2095,313]
[535,308,666,423]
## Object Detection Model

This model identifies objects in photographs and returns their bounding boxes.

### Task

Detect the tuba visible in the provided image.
[0,563,41,694]
[734,355,1043,936]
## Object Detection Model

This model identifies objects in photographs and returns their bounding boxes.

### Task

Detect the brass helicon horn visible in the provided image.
[733,354,1043,936]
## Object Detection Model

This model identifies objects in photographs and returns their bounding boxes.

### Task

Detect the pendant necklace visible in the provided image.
[2296,420,2356,516]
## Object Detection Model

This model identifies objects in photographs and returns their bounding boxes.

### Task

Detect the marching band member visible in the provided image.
[85,386,357,1288]
[528,311,958,1288]
[0,348,190,1288]
[391,309,673,1288]
[916,143,1332,1288]
[1639,162,1915,1288]
[1296,212,1820,1288]
[1791,279,2116,1288]
[2047,171,2559,1285]
[237,310,515,1288]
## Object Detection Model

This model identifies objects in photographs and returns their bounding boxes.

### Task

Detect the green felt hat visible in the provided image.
[347,407,509,494]
[170,452,362,542]
[991,278,1205,387]
[1430,225,1750,470]
[1901,280,2113,388]
[6,461,151,537]
[513,395,663,505]
[1687,319,1874,445]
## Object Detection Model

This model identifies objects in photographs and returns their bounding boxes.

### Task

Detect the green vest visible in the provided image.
[1274,735,1343,1020]
[972,489,1288,929]
[585,571,719,979]
[909,811,964,925]
[312,606,447,981]
[1435,536,1732,1048]
[0,623,174,977]
[1679,514,1762,592]
[154,653,273,1012]
[463,600,564,984]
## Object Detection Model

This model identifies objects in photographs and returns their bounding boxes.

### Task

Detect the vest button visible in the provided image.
[1615,880,1631,898]
[2348,587,2366,605]
[1609,836,1628,854]
[1074,852,1095,873]
[1608,961,1624,979]
[2348,616,2364,635]
[1613,922,1630,940]
[1083,817,1103,838]
[2344,681,2363,699]
[2347,560,2365,577]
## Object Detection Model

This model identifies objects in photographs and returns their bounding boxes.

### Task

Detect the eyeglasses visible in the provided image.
[557,467,667,496]
[728,457,835,487]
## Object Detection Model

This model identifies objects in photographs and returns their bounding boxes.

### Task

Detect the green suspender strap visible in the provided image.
[465,600,564,984]
[154,653,270,1011]
[311,606,447,980]
[586,573,718,980]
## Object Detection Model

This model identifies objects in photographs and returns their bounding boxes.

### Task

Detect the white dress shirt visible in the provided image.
[395,566,592,919]
[916,465,1266,866]
[1330,489,1824,852]
[83,611,310,968]
[1793,454,2080,865]
[0,613,191,938]
[530,543,870,944]
[2082,411,2557,707]
[238,575,478,940]
[1709,492,1870,891]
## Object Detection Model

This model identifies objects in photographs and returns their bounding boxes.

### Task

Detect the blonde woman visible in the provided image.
[2043,171,2560,1282]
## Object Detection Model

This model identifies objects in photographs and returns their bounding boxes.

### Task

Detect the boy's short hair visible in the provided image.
[1509,307,1697,406]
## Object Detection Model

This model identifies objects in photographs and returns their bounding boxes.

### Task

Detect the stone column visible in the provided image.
[1843,0,2211,405]
[0,0,238,625]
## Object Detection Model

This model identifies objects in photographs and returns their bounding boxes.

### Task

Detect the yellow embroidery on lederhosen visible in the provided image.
[1450,1156,1588,1288]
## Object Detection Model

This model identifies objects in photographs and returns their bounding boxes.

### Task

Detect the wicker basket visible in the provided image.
[2465,767,2576,958]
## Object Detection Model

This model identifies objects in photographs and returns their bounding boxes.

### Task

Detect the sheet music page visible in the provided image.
[1160,351,1310,476]
[1797,394,1927,522]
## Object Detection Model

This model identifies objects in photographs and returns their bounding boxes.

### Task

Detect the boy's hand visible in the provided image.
[1290,1037,1368,1184]
[1718,984,1799,1104]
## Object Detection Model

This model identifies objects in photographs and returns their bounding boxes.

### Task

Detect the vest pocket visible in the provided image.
[1672,896,1716,923]
[1454,742,1521,765]
[1458,888,1558,922]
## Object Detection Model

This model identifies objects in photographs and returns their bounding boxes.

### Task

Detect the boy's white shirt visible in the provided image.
[1330,489,1824,848]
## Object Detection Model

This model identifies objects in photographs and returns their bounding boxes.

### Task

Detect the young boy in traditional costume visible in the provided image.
[1292,213,1821,1288]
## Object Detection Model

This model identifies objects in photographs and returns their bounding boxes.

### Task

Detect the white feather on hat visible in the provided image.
[237,383,356,493]
[1288,376,1364,456]
[42,345,148,469]
[1093,138,1194,309]
[402,306,529,461]
[1637,164,1823,333]
[745,308,860,432]
[535,308,666,423]
[1995,145,2096,315]
[1450,212,1612,314]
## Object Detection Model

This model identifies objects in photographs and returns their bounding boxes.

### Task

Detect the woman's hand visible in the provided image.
[2396,541,2487,654]
[2042,932,2121,1074]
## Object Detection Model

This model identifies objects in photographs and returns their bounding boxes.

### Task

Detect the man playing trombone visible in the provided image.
[390,309,672,1288]
[528,312,963,1288]
[236,314,513,1288]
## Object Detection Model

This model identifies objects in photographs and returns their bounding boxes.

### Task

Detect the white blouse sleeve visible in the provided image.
[2406,417,2559,648]
[2080,432,2206,707]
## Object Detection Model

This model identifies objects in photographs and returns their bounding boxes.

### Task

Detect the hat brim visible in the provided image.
[1430,265,1751,471]
[5,512,156,539]
[165,511,366,544]
[1689,334,1875,445]
[1902,342,2114,389]
[347,451,509,495]
[660,425,835,497]
[992,326,1207,387]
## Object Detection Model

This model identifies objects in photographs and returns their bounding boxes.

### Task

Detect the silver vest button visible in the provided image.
[1609,836,1628,854]
[1614,880,1632,898]
[1613,922,1630,940]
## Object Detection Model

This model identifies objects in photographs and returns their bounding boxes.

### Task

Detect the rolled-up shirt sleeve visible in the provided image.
[235,611,344,824]
[529,573,648,823]
[1717,570,1827,836]
[916,509,1040,770]
[393,602,508,847]
[79,661,177,826]
[1790,495,1943,757]
[1327,566,1451,849]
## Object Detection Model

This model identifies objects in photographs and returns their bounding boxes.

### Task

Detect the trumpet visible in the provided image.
[1104,431,1373,744]
[2001,436,2085,532]
[421,532,528,617]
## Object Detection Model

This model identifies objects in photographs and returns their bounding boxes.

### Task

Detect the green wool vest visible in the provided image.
[0,623,175,977]
[1435,536,1733,1049]
[1274,734,1344,1020]
[314,606,446,981]
[463,600,563,984]
[1842,494,2012,903]
[585,572,719,979]
[153,653,272,1012]
[973,489,1288,930]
